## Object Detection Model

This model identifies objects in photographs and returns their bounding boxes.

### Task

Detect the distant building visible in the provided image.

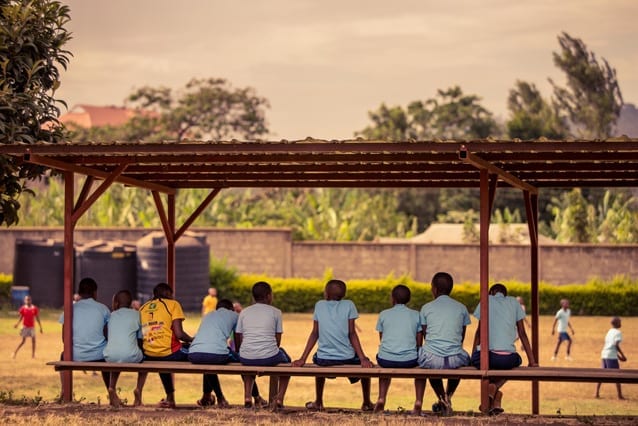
[59,104,151,128]
[379,223,555,245]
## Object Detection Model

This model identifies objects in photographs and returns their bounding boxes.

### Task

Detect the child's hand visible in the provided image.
[618,353,627,362]
[360,357,374,368]
[292,359,305,367]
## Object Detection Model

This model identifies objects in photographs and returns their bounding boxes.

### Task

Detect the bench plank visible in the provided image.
[48,361,638,383]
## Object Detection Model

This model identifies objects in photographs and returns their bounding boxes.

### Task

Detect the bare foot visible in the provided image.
[373,399,385,413]
[133,388,142,406]
[108,388,121,408]
[411,400,422,415]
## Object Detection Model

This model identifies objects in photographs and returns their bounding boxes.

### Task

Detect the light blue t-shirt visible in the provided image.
[190,308,239,355]
[376,304,421,362]
[60,298,110,361]
[314,299,358,360]
[420,295,471,357]
[236,303,282,360]
[103,307,143,363]
[473,293,525,353]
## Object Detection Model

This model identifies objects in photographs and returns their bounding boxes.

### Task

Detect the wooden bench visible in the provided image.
[49,361,638,410]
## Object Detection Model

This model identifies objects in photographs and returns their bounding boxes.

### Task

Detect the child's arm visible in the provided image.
[550,318,557,335]
[415,330,423,348]
[14,313,23,328]
[568,321,575,335]
[235,333,243,352]
[171,319,193,343]
[517,320,538,367]
[348,319,373,368]
[36,313,43,333]
[275,332,282,347]
[471,323,480,354]
[292,320,319,367]
[617,343,627,362]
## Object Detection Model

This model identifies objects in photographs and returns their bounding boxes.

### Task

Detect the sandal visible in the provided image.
[244,399,253,409]
[196,397,215,407]
[361,401,375,412]
[158,399,176,409]
[305,400,324,411]
[254,396,269,408]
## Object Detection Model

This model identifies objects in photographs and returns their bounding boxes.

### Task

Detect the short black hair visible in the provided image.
[216,298,234,311]
[114,290,133,308]
[252,281,272,302]
[392,284,411,304]
[431,272,453,295]
[153,282,173,299]
[325,279,346,300]
[489,283,508,296]
[78,277,98,298]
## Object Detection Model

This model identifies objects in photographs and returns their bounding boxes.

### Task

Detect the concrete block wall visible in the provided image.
[1,227,637,285]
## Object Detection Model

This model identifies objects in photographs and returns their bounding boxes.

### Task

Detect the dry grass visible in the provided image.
[1,307,636,424]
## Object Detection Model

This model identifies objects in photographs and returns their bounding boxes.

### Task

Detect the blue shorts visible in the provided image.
[558,332,571,342]
[376,356,418,368]
[470,350,522,370]
[313,353,363,384]
[418,349,470,369]
[240,347,291,366]
[602,358,620,369]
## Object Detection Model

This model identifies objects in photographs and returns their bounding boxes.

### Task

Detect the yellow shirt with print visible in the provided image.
[140,298,185,357]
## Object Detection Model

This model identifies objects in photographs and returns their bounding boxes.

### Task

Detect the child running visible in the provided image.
[293,279,374,412]
[12,295,43,359]
[551,298,575,361]
[373,284,424,414]
[103,290,147,407]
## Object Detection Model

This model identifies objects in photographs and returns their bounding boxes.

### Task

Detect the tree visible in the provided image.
[550,32,623,138]
[0,0,71,226]
[356,103,410,140]
[506,80,568,139]
[125,78,270,142]
[551,189,597,243]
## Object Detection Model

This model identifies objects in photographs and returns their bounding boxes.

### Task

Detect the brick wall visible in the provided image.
[1,227,636,284]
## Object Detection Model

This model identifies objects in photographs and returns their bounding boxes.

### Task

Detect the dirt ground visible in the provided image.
[1,403,636,426]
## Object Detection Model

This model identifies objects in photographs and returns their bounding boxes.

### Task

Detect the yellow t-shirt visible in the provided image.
[140,298,185,357]
[202,295,218,315]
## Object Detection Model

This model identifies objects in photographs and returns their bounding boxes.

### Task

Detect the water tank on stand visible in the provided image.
[13,239,65,308]
[75,240,137,307]
[136,231,210,311]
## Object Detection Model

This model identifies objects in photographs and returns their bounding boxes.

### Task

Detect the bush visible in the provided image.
[223,274,638,316]
[208,257,239,298]
[0,274,12,306]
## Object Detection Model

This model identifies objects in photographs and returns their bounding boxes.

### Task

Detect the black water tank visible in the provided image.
[75,240,137,307]
[13,239,64,308]
[136,231,210,311]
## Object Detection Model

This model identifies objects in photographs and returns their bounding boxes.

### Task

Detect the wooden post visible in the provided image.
[479,169,491,412]
[62,171,75,402]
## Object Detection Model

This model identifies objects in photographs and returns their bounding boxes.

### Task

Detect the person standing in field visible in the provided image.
[103,290,147,407]
[551,298,575,361]
[12,295,43,359]
[595,316,627,400]
[202,287,218,316]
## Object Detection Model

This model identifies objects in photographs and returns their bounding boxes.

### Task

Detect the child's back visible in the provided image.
[314,298,358,360]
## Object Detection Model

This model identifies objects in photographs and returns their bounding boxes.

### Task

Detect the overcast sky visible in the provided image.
[58,0,638,140]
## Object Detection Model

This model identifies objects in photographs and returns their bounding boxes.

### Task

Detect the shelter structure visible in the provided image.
[2,137,638,413]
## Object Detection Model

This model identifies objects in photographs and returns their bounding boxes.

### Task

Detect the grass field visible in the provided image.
[0,307,636,418]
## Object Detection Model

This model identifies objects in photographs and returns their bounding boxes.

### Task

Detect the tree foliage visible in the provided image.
[506,80,568,139]
[357,85,501,140]
[0,0,71,226]
[125,78,270,142]
[550,32,623,138]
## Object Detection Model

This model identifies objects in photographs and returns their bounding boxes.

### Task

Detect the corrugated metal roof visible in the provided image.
[1,138,637,193]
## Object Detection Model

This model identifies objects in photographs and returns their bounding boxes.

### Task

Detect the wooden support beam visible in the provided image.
[459,146,538,195]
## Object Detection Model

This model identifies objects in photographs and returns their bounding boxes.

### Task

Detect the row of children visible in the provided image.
[54,273,627,414]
